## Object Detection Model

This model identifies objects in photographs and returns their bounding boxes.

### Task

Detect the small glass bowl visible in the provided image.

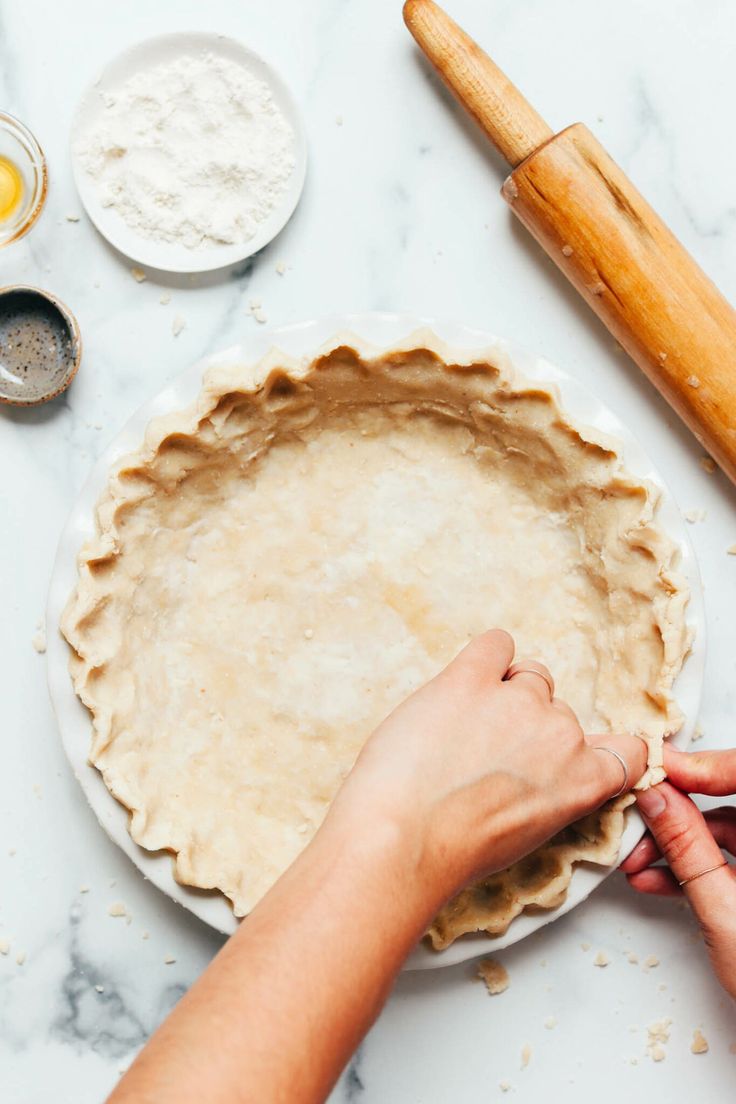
[0,112,48,248]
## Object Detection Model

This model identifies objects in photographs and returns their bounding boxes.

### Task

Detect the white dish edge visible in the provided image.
[45,312,706,970]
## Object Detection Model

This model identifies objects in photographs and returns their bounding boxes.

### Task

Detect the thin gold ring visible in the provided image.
[678,860,729,887]
[504,661,554,700]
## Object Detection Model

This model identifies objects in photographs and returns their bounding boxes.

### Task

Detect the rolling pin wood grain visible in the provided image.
[404,0,736,484]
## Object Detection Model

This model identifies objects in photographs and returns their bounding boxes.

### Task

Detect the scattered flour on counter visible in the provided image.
[76,51,296,250]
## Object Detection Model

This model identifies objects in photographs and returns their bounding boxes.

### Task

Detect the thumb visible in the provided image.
[635,782,736,937]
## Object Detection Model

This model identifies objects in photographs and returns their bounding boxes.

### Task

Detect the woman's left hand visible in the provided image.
[621,744,736,999]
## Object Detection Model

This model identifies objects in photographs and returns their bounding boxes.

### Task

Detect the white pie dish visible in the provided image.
[70,32,307,274]
[46,312,705,970]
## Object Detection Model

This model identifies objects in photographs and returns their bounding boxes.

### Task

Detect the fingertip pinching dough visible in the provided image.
[61,331,691,949]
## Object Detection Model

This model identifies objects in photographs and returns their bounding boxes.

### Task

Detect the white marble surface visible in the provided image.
[2,0,736,1100]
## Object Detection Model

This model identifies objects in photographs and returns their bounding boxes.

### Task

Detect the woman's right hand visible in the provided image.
[621,745,736,999]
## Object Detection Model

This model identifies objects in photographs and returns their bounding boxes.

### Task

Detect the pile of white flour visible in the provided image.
[76,51,296,250]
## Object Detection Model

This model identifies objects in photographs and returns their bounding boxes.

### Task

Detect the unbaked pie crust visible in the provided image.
[62,332,690,948]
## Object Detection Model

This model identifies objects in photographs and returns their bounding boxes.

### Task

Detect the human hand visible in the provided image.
[327,630,648,907]
[621,745,736,999]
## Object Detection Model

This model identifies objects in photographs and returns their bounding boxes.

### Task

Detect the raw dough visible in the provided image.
[61,332,690,946]
[478,958,509,995]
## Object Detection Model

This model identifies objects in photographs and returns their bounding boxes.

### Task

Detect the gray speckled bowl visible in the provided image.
[0,285,81,405]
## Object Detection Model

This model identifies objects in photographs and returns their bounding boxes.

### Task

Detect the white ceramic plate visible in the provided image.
[46,313,705,970]
[70,32,307,273]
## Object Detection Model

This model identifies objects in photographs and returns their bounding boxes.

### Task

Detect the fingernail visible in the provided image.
[636,786,667,818]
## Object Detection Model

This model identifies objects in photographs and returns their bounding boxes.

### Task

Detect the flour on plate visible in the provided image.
[76,51,296,250]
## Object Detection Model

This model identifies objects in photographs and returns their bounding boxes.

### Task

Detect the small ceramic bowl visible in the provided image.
[0,285,82,406]
[70,32,307,273]
[0,113,48,248]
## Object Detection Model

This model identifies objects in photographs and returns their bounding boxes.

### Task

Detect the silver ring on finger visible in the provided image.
[503,661,555,701]
[594,745,629,799]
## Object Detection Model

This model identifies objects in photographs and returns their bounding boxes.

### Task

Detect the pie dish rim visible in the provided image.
[44,312,705,971]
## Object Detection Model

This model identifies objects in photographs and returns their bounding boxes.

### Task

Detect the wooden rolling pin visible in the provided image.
[404,0,736,484]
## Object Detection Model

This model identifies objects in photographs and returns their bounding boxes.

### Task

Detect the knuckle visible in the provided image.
[457,629,514,674]
[487,628,514,652]
[655,818,700,863]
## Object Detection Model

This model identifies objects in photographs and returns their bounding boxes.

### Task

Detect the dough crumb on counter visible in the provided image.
[32,627,46,653]
[95,984,105,993]
[275,260,287,275]
[647,1017,671,1061]
[130,267,147,283]
[643,954,660,970]
[499,1080,511,1093]
[172,315,186,337]
[15,950,26,966]
[164,954,176,965]
[594,951,610,967]
[79,884,90,894]
[691,1029,709,1055]
[477,957,509,995]
[684,509,707,524]
[692,724,704,742]
[246,297,269,323]
[544,1016,557,1030]
[580,941,591,951]
[0,937,10,955]
[699,456,716,473]
[65,213,81,222]
[159,293,171,305]
[107,901,128,918]
[627,952,639,965]
[728,545,736,556]
[520,1043,532,1069]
